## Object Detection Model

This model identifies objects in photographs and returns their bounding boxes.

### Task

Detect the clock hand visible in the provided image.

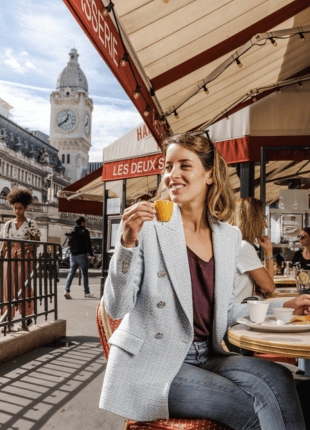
[58,114,69,126]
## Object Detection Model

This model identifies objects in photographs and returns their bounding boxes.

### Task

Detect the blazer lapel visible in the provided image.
[154,204,193,327]
[211,220,235,341]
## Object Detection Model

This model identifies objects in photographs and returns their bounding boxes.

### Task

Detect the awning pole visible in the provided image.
[100,184,107,298]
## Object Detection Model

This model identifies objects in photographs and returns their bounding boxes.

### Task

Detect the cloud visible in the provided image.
[0,80,52,93]
[1,48,44,75]
[90,103,142,161]
[0,80,142,162]
[0,0,144,164]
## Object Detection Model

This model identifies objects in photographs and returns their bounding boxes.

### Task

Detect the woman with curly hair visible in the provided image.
[1,188,41,331]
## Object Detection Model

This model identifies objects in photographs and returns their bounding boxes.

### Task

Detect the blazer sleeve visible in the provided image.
[103,222,144,319]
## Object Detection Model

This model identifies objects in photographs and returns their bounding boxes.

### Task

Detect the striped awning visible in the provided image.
[64,0,310,141]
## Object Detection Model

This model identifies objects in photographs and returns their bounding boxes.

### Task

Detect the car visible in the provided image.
[59,246,71,268]
[89,237,103,269]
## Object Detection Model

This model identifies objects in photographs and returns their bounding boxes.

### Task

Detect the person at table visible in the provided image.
[100,132,310,430]
[233,197,275,302]
[292,227,310,270]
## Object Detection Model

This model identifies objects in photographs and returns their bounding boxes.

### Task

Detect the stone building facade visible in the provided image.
[0,49,102,246]
[0,99,69,203]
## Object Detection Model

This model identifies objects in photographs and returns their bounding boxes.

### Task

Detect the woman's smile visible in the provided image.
[169,183,185,194]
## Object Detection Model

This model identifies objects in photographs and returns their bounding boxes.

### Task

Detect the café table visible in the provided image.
[265,288,298,299]
[274,276,296,287]
[228,322,310,374]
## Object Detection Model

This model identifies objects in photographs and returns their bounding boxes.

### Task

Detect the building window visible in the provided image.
[67,154,70,164]
[62,154,65,164]
[66,92,70,96]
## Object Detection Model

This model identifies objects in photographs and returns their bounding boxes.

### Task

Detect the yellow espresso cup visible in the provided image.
[154,201,174,222]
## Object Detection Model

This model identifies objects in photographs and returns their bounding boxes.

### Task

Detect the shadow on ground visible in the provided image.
[0,336,106,430]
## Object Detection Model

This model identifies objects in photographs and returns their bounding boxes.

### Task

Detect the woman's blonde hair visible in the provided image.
[157,133,235,223]
[234,197,264,244]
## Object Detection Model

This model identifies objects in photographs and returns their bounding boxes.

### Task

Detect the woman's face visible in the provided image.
[300,230,310,248]
[163,144,213,207]
[13,202,26,219]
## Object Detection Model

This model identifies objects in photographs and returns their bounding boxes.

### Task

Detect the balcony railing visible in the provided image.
[0,237,61,336]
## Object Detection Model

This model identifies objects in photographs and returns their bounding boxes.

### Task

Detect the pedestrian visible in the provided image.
[64,216,94,299]
[100,132,310,429]
[0,188,41,332]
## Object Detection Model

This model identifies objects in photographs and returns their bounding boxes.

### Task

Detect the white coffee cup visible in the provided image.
[273,307,294,324]
[247,301,270,323]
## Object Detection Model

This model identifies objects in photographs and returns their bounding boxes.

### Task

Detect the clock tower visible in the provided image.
[49,48,93,183]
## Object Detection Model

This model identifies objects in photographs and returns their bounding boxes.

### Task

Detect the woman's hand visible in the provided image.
[258,235,273,256]
[121,202,156,248]
[283,295,310,315]
[17,244,33,256]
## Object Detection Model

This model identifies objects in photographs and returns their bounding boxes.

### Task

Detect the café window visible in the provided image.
[106,180,122,215]
[67,154,70,164]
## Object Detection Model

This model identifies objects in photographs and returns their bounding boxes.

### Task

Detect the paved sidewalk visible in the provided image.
[0,276,126,430]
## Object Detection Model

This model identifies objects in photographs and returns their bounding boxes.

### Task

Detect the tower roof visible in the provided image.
[56,49,88,92]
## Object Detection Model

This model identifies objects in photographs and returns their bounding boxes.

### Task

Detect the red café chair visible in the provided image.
[96,301,233,430]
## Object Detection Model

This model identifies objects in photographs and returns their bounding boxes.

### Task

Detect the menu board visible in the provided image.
[281,214,303,243]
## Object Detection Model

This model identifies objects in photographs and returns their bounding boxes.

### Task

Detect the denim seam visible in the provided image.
[218,369,286,430]
[170,381,254,405]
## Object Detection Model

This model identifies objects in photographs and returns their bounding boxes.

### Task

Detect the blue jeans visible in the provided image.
[168,340,305,430]
[65,254,90,294]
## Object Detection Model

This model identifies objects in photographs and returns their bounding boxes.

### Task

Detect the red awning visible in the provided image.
[63,0,169,146]
[102,153,165,181]
[63,0,310,138]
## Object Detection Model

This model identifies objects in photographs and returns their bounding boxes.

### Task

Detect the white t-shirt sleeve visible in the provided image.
[237,241,264,274]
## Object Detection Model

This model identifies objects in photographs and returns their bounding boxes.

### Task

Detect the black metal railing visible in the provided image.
[0,237,61,336]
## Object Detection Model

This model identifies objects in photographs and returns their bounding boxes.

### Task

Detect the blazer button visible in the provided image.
[122,259,130,274]
[157,270,166,278]
[157,301,165,308]
[155,332,163,339]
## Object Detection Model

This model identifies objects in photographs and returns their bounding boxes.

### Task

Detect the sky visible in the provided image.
[0,0,142,162]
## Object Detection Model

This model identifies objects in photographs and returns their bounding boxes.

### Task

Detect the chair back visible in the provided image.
[96,300,122,361]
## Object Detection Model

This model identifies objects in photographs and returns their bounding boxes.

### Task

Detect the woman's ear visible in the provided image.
[206,169,214,185]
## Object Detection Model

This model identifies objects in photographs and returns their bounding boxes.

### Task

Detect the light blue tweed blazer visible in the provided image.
[99,203,281,422]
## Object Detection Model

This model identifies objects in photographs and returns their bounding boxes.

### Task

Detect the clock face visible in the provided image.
[56,110,77,131]
[85,113,90,135]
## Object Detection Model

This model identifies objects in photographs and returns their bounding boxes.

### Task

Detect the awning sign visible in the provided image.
[102,153,165,181]
[63,0,168,146]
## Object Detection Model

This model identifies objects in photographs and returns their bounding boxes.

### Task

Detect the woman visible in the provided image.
[100,133,310,429]
[1,188,41,331]
[233,197,275,302]
[292,227,310,270]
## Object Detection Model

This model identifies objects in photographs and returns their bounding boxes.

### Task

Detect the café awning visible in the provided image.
[64,0,310,152]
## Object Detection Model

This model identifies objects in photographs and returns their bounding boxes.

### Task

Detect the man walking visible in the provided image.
[64,217,95,299]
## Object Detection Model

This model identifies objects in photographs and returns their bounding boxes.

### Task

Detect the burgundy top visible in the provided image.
[187,246,214,341]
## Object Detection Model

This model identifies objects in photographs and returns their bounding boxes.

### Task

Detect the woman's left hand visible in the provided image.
[258,236,273,254]
[283,295,310,315]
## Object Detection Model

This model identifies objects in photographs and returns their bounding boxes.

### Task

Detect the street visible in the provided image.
[0,275,126,430]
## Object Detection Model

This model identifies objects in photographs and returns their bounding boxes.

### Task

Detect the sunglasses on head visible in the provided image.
[298,235,309,240]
